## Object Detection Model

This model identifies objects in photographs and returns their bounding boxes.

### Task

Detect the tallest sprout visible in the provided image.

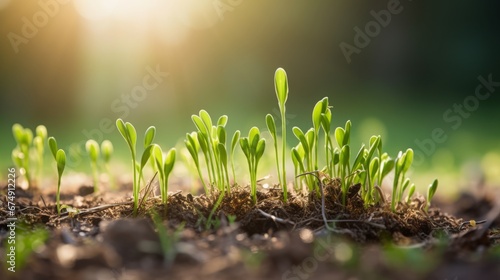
[275,68,289,202]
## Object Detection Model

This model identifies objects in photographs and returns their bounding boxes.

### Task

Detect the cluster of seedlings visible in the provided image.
[10,68,439,221]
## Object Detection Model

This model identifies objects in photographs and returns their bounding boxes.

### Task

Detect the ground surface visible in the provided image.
[1,178,500,280]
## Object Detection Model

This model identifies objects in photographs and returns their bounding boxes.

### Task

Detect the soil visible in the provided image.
[1,177,500,280]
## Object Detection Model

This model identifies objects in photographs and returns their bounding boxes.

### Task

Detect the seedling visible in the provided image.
[101,140,114,189]
[406,183,416,204]
[185,132,207,194]
[152,144,177,204]
[34,125,47,184]
[116,119,156,215]
[240,126,266,204]
[426,179,438,212]
[312,97,331,170]
[273,67,289,202]
[291,144,306,191]
[12,124,34,187]
[143,126,156,185]
[391,148,414,212]
[189,110,231,194]
[230,130,240,184]
[266,114,281,188]
[292,126,316,193]
[85,139,100,192]
[48,136,66,215]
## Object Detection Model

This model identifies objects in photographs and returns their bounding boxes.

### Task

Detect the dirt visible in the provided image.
[1,178,500,280]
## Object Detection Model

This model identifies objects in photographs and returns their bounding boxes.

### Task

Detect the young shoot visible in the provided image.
[48,137,66,215]
[426,179,438,212]
[116,119,155,215]
[240,127,266,204]
[291,144,307,191]
[34,125,47,185]
[152,145,177,204]
[190,110,231,193]
[230,130,240,184]
[274,67,289,202]
[312,97,330,170]
[391,148,414,212]
[185,132,207,194]
[101,140,114,189]
[292,126,316,193]
[266,114,281,190]
[85,139,100,192]
[12,124,34,187]
[406,183,416,204]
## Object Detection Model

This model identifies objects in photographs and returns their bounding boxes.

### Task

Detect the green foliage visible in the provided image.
[11,124,47,187]
[266,114,281,190]
[152,144,177,204]
[101,140,114,189]
[312,97,331,171]
[292,126,316,193]
[16,67,439,218]
[85,139,100,192]
[273,67,289,202]
[230,130,240,183]
[426,179,438,212]
[48,136,66,215]
[391,148,414,212]
[187,110,231,195]
[240,127,266,204]
[185,132,207,193]
[116,119,158,215]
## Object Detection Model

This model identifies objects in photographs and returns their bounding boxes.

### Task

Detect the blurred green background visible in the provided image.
[1,0,499,193]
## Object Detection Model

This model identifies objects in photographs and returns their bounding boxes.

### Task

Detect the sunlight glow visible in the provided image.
[74,0,164,22]
[0,0,10,10]
[73,0,213,45]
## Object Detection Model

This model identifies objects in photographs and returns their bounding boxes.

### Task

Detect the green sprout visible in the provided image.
[426,179,438,212]
[292,126,316,193]
[312,97,331,170]
[85,139,100,192]
[188,110,231,194]
[266,114,280,186]
[152,144,176,204]
[406,183,416,204]
[291,143,306,191]
[48,136,66,215]
[34,125,47,184]
[360,135,381,203]
[143,126,156,185]
[240,126,266,204]
[185,132,207,194]
[230,130,240,184]
[101,140,114,189]
[12,124,34,187]
[116,119,155,215]
[391,148,414,212]
[274,67,289,202]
